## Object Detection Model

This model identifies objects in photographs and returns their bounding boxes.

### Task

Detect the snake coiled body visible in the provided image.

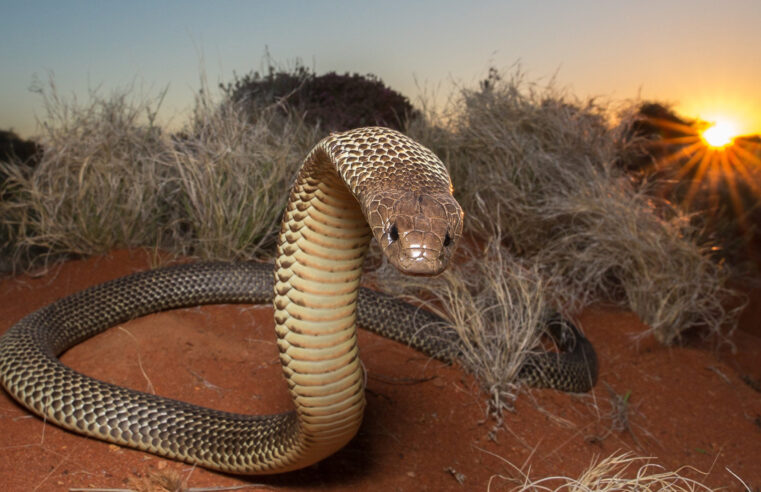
[0,127,597,474]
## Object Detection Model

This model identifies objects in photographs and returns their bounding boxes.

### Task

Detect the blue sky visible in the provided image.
[2,0,761,137]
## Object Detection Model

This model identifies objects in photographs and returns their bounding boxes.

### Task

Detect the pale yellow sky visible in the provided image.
[2,0,760,137]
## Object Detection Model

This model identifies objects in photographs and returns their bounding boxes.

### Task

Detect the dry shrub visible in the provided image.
[369,237,555,413]
[486,451,726,491]
[0,78,171,269]
[168,85,318,260]
[0,76,318,269]
[408,68,742,344]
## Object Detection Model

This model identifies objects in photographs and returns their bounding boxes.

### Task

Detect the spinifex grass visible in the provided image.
[369,238,557,414]
[0,77,318,269]
[0,84,175,272]
[168,91,319,260]
[484,450,723,491]
[408,68,742,344]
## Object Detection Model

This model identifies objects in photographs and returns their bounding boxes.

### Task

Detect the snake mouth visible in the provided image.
[390,247,450,276]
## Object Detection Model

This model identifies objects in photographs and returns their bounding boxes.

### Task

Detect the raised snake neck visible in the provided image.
[0,127,596,475]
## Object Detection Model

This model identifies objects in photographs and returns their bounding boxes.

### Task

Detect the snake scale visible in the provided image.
[0,127,597,474]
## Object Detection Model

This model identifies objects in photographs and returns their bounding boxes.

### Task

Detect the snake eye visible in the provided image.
[389,223,399,242]
[443,231,452,247]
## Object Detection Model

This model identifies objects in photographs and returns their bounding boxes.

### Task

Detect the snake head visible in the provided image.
[366,190,463,276]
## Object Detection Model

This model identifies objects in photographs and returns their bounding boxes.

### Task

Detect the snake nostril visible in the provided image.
[443,232,452,247]
[389,223,399,242]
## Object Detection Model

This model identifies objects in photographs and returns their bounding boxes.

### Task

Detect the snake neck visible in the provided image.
[273,145,372,470]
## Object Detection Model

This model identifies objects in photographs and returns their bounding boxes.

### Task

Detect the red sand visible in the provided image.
[1,250,759,491]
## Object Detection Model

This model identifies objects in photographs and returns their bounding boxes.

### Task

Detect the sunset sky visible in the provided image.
[2,0,760,137]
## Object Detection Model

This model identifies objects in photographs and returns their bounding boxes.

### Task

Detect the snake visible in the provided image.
[0,127,597,474]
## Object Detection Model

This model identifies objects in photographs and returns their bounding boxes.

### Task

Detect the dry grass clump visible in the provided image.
[370,237,555,413]
[1,79,171,269]
[408,69,741,344]
[486,451,725,491]
[532,181,740,344]
[168,87,318,260]
[0,77,318,270]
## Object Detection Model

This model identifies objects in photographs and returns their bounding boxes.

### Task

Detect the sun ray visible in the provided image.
[646,116,696,136]
[674,144,707,180]
[682,148,714,209]
[722,159,748,229]
[731,144,761,194]
[658,140,704,170]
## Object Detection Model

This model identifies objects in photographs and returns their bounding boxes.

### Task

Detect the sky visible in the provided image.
[2,0,761,138]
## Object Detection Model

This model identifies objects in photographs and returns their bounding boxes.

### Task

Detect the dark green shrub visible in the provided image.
[222,65,417,132]
[0,130,41,166]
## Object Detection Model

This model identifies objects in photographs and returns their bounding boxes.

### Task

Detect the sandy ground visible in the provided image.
[1,249,759,491]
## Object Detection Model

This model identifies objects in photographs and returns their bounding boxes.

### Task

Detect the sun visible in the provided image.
[638,108,760,220]
[700,118,739,148]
